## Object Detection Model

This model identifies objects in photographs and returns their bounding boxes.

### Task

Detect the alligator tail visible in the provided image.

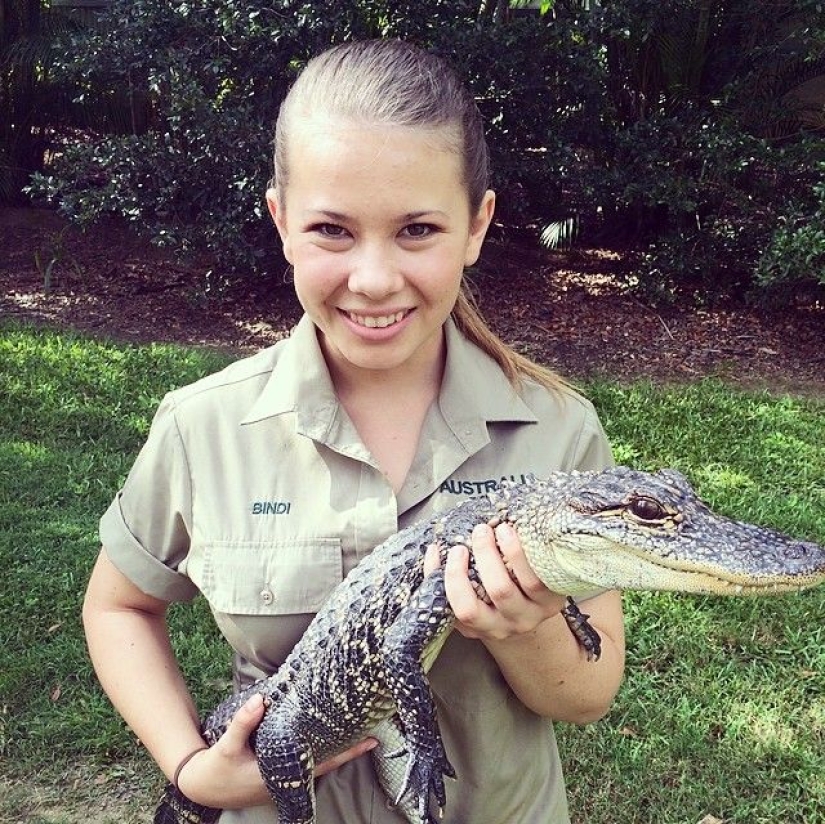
[153,783,222,824]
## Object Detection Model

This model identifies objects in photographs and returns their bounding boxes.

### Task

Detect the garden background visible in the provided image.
[1,1,824,822]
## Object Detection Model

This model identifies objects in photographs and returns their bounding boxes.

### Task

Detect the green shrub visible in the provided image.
[555,0,825,303]
[25,0,825,303]
[1,0,147,204]
[1,1,85,202]
[756,172,825,292]
[29,0,587,276]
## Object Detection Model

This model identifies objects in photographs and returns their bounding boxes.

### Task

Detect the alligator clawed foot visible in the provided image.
[562,595,602,661]
[395,744,456,824]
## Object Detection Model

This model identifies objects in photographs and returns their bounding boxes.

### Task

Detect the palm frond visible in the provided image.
[540,215,579,249]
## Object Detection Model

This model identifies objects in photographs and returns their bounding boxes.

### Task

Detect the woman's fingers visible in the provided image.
[315,738,378,777]
[444,523,565,640]
[217,693,266,755]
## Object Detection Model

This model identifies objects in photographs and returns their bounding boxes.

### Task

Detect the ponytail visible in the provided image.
[451,283,568,393]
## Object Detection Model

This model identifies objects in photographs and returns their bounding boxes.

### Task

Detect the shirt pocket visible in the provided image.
[197,538,343,616]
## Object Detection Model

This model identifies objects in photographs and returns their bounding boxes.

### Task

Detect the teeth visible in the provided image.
[348,311,407,329]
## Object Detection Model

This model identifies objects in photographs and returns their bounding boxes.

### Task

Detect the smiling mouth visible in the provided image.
[346,310,410,329]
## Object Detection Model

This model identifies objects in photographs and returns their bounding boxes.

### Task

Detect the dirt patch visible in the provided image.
[2,206,824,396]
[0,761,158,824]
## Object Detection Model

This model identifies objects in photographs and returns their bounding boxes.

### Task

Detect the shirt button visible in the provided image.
[260,589,274,605]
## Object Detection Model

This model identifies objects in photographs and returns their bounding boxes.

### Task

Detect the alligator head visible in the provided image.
[508,467,825,597]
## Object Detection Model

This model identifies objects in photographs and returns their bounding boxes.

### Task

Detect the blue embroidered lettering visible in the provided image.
[501,474,529,485]
[438,475,530,496]
[251,501,291,515]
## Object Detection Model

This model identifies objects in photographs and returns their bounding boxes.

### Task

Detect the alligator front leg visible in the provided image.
[255,732,316,824]
[562,596,602,661]
[381,569,456,824]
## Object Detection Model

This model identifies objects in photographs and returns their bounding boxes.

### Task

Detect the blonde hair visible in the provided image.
[274,39,566,392]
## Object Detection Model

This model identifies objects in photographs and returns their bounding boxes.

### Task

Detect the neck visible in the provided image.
[319,329,447,493]
[322,329,447,404]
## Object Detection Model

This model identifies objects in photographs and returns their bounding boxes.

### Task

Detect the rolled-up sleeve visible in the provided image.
[99,394,199,602]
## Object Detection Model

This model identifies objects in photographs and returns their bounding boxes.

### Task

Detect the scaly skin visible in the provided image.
[154,467,825,824]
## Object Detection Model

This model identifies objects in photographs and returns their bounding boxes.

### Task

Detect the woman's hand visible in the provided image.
[315,737,378,777]
[425,521,626,721]
[175,693,270,808]
[177,693,378,807]
[425,522,567,641]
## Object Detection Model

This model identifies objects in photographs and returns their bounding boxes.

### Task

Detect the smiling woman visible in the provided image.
[81,39,625,824]
[2,317,821,824]
[263,120,497,495]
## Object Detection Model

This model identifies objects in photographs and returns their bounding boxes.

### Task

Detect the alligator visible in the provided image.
[153,466,825,824]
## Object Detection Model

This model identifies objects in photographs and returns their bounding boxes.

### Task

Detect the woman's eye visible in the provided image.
[313,223,348,238]
[402,223,436,238]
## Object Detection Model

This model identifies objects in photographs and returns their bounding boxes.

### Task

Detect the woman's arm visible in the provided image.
[435,523,626,723]
[82,549,272,806]
[82,550,376,807]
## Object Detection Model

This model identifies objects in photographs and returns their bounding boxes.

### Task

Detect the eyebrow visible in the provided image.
[307,208,448,222]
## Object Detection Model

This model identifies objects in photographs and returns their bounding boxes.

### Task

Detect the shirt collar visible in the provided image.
[241,314,340,440]
[241,313,538,443]
[437,317,538,453]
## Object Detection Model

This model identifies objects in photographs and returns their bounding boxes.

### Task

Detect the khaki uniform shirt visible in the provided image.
[100,315,614,824]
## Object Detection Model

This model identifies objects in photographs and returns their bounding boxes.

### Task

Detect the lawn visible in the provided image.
[1,321,823,824]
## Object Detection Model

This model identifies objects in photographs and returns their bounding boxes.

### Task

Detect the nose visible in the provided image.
[347,241,405,300]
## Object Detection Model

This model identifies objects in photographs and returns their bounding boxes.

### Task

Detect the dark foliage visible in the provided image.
[20,0,825,302]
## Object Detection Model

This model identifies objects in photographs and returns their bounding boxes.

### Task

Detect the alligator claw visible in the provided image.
[394,741,455,824]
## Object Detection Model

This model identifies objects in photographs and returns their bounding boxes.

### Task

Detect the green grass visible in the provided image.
[0,322,234,821]
[561,381,825,824]
[1,321,823,823]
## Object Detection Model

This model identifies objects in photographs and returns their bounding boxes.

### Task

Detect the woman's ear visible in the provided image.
[464,189,496,267]
[265,187,292,262]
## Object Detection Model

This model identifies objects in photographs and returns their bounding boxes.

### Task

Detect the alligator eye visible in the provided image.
[629,496,666,521]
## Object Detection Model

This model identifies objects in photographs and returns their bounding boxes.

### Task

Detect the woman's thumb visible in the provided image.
[222,693,266,751]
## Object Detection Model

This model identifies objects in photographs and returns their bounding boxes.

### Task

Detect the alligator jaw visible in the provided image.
[515,466,825,598]
[535,533,825,597]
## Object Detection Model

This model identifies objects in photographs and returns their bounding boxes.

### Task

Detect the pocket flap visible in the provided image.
[198,538,343,615]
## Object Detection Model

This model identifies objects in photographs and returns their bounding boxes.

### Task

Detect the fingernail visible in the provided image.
[245,693,264,711]
[448,544,467,561]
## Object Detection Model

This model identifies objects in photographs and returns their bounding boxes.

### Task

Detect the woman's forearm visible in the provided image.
[483,589,625,723]
[440,526,627,723]
[82,550,372,807]
[82,550,207,780]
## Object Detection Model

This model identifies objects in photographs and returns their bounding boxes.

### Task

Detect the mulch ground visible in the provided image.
[2,207,823,396]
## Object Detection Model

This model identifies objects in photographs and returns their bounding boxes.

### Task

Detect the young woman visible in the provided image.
[83,39,625,823]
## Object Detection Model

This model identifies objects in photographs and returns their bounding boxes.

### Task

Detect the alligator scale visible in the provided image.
[154,467,825,824]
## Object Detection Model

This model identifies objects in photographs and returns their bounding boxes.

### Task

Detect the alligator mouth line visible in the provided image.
[618,545,824,594]
[552,538,824,595]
